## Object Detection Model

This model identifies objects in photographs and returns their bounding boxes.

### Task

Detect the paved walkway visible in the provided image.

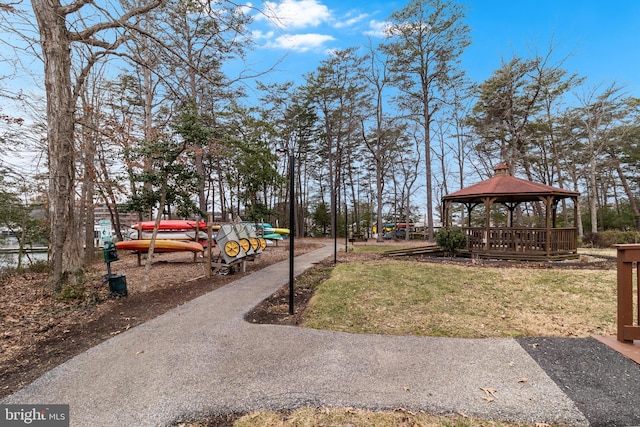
[3,244,640,426]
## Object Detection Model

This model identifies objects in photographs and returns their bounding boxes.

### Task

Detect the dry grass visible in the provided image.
[302,259,618,338]
[232,407,535,427]
[180,407,542,427]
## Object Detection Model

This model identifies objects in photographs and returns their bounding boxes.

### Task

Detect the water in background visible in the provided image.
[0,235,48,270]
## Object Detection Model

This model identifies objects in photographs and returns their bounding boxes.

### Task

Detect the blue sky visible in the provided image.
[244,0,640,94]
[3,0,639,177]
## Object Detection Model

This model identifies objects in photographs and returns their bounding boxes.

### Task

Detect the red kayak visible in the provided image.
[131,220,207,231]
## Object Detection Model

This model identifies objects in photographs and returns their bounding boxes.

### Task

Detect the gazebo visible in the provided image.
[441,163,580,261]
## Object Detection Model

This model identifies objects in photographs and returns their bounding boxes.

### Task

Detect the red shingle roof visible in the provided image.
[443,164,580,203]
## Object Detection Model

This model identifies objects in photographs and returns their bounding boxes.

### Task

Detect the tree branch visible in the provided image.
[68,0,163,42]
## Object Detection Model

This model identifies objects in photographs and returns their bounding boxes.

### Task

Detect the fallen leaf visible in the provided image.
[480,387,497,402]
[518,377,529,383]
[136,349,144,355]
[480,387,497,396]
[403,386,411,392]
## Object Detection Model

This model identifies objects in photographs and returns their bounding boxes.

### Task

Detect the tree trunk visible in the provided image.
[587,140,599,234]
[612,156,640,230]
[424,110,434,241]
[82,146,96,264]
[80,92,97,264]
[32,0,81,290]
[376,157,384,242]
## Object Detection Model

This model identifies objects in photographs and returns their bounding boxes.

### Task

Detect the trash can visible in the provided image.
[108,274,128,297]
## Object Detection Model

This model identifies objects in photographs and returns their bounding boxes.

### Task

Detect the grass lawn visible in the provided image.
[303,259,617,338]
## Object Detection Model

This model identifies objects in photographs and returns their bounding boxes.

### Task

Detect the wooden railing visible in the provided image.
[615,244,640,343]
[464,227,578,255]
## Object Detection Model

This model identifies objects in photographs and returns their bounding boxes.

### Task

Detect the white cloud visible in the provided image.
[265,33,336,52]
[258,0,331,29]
[364,19,391,38]
[333,12,369,29]
[251,29,275,41]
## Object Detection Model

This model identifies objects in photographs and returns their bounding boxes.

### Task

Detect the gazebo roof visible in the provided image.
[443,163,580,204]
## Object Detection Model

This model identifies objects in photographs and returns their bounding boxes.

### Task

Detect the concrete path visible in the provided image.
[4,243,635,426]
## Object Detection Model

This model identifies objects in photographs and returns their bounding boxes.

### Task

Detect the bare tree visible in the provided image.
[382,0,470,240]
[574,83,626,233]
[28,0,163,289]
[358,41,407,242]
[304,48,369,245]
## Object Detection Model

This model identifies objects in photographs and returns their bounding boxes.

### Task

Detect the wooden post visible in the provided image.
[206,214,212,279]
[543,196,552,259]
[615,244,640,343]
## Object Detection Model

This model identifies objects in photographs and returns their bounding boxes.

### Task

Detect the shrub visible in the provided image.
[583,230,640,248]
[57,283,86,301]
[55,269,88,301]
[435,227,467,257]
[26,260,50,273]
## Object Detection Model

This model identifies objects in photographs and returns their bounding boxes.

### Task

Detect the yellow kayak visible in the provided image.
[116,239,204,253]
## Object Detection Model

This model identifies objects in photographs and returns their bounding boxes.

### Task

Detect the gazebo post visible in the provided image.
[484,197,496,253]
[543,196,553,258]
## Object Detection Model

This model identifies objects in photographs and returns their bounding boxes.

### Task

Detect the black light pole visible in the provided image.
[288,151,295,315]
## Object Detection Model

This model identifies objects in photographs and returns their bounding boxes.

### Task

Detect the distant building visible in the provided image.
[93,204,138,228]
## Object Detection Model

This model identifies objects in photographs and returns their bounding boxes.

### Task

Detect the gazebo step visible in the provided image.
[460,250,579,262]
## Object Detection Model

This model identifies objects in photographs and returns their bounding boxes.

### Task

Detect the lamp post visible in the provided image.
[287,150,295,315]
[278,147,295,315]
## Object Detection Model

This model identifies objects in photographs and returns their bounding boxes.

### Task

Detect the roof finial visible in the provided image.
[494,162,509,176]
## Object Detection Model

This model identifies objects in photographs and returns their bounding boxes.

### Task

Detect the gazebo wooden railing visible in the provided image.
[464,227,578,258]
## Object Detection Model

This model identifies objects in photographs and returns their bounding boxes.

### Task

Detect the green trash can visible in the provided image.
[108,274,128,297]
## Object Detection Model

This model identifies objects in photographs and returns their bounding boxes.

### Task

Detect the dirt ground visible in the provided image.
[0,239,325,400]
